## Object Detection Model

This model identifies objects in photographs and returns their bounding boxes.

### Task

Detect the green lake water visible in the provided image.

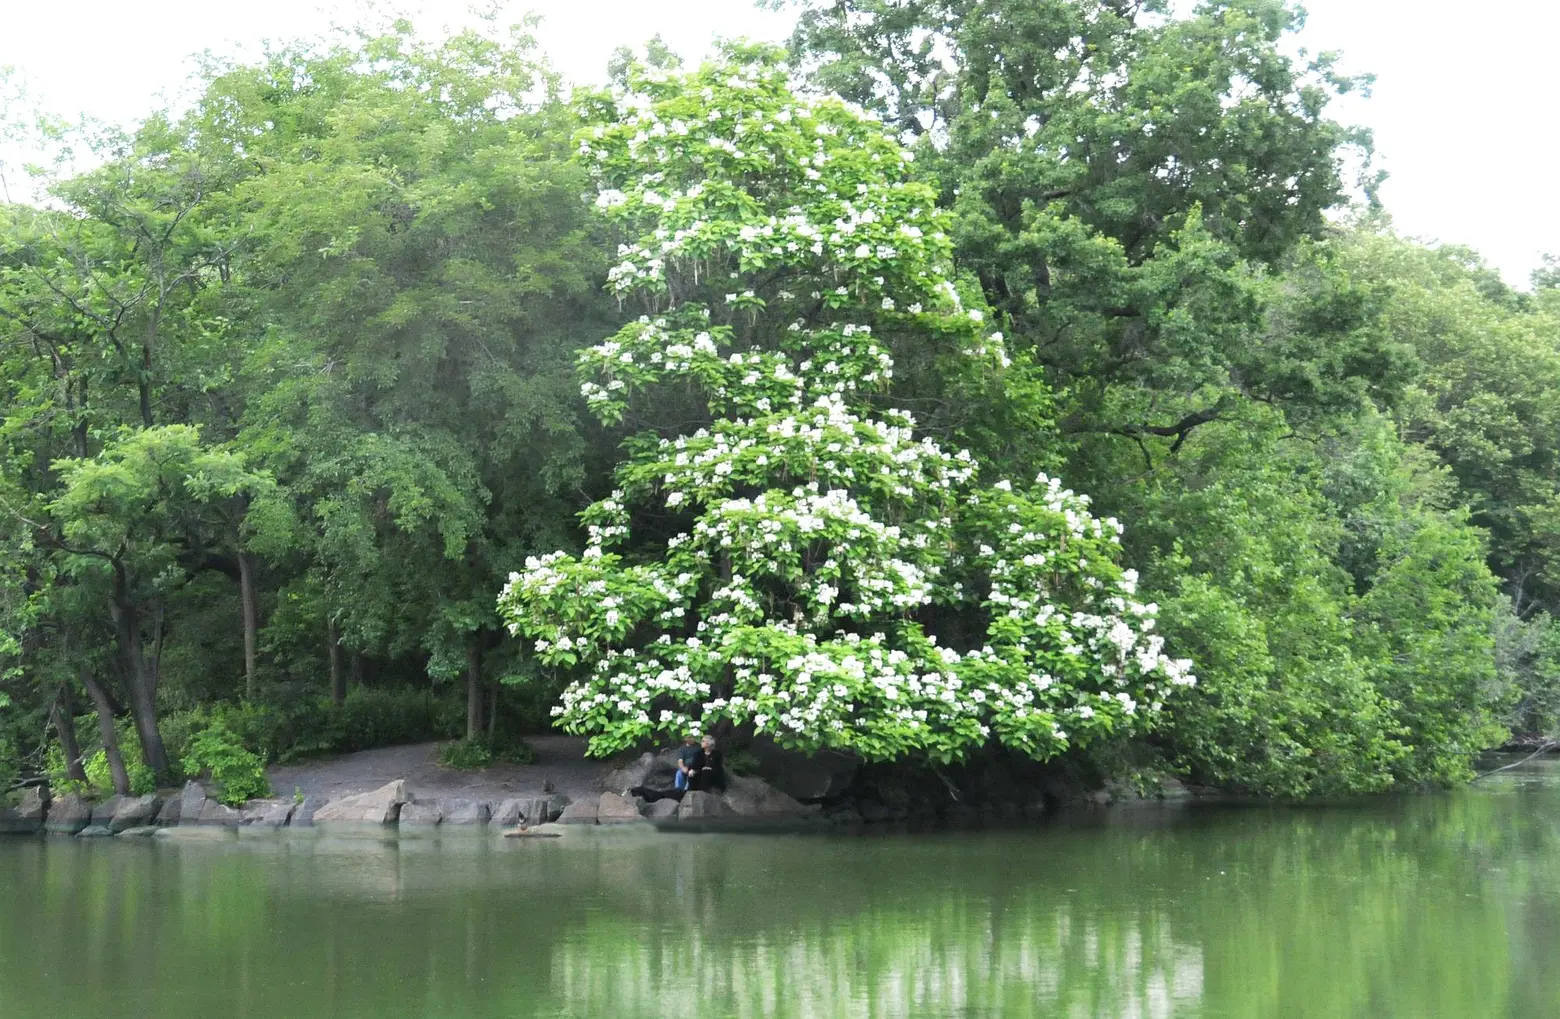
[3,762,1559,1019]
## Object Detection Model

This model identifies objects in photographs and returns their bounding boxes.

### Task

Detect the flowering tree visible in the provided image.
[497,46,1194,760]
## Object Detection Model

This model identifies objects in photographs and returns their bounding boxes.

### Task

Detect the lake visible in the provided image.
[2,760,1558,1018]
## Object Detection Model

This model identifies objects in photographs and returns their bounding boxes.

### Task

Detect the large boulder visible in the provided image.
[109,795,162,833]
[45,793,92,835]
[495,794,570,828]
[678,790,727,820]
[601,750,681,794]
[154,794,182,826]
[748,736,859,801]
[77,825,114,838]
[596,792,643,824]
[490,798,525,827]
[720,775,807,818]
[177,782,241,826]
[0,787,48,834]
[440,799,491,825]
[642,798,680,821]
[91,796,125,827]
[312,780,408,825]
[289,796,324,827]
[399,802,444,826]
[524,794,570,826]
[240,800,296,828]
[555,799,599,825]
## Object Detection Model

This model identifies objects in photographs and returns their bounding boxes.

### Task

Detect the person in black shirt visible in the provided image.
[689,735,726,792]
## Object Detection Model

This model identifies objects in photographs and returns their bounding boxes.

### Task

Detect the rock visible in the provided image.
[179,782,209,823]
[91,796,126,827]
[197,800,243,825]
[240,799,296,828]
[596,792,642,824]
[154,795,182,826]
[748,736,860,801]
[858,799,897,823]
[76,825,114,838]
[312,780,408,825]
[524,794,570,826]
[45,793,92,835]
[399,802,444,826]
[490,798,525,827]
[0,787,48,834]
[177,784,242,826]
[601,750,680,794]
[642,798,680,821]
[289,796,323,827]
[440,799,491,825]
[555,799,598,825]
[116,826,161,838]
[720,775,807,818]
[109,795,162,833]
[678,790,727,820]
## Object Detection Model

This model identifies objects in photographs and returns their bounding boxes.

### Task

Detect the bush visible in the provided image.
[437,738,492,770]
[162,687,464,766]
[181,724,271,806]
[48,717,159,797]
[437,733,536,770]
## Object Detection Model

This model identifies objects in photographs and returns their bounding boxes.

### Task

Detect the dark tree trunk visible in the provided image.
[238,551,258,700]
[109,567,171,782]
[51,687,88,784]
[327,619,346,707]
[350,652,365,688]
[487,672,500,740]
[80,670,130,796]
[465,643,483,741]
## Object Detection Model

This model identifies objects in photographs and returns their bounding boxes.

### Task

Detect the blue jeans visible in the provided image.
[674,769,688,791]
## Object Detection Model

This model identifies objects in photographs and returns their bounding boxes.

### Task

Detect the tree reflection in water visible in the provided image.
[0,765,1557,1018]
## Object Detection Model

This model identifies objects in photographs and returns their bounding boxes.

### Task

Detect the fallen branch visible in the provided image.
[1471,740,1559,782]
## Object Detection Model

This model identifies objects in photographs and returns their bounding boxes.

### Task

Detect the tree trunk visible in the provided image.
[350,652,365,688]
[51,687,88,784]
[465,643,483,741]
[109,568,171,782]
[238,551,258,700]
[80,670,130,796]
[327,619,346,708]
[487,672,500,740]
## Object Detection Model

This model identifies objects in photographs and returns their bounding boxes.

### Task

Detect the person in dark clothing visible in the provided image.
[689,735,726,792]
[674,734,700,791]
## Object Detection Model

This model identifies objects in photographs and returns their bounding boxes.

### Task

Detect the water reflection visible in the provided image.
[549,903,1204,1019]
[0,764,1557,1019]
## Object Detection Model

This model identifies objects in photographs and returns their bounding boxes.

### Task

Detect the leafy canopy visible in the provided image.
[498,47,1193,761]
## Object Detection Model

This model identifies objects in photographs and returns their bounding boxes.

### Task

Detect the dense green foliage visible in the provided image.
[2,4,1556,801]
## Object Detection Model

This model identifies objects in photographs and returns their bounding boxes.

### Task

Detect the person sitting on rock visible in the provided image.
[674,733,700,792]
[689,734,726,793]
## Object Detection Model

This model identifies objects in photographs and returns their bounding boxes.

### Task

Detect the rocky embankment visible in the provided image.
[0,734,1201,839]
[0,736,822,838]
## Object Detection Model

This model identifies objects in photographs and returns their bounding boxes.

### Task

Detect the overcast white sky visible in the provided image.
[0,0,1553,285]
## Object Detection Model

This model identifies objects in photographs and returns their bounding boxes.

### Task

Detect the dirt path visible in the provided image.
[267,736,611,805]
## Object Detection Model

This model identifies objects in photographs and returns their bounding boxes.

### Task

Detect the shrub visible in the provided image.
[437,738,492,770]
[163,687,465,766]
[181,724,272,806]
[48,718,159,797]
[437,733,536,770]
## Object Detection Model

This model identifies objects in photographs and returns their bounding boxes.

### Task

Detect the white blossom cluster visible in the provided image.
[498,48,1193,760]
